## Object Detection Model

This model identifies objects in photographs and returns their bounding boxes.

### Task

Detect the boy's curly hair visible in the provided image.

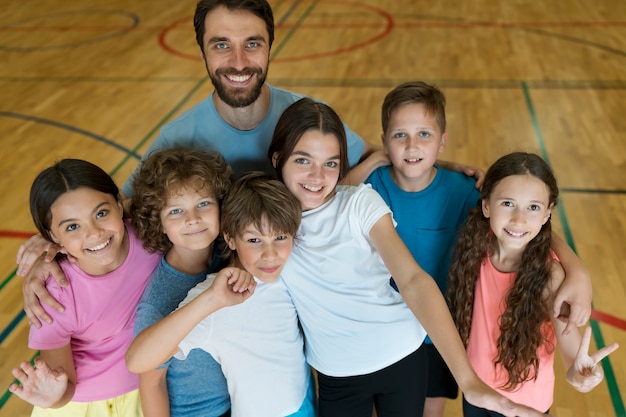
[446,152,559,390]
[130,146,233,253]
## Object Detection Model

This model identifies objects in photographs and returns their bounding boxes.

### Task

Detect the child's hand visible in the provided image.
[208,267,255,308]
[22,254,68,328]
[566,326,619,392]
[463,380,555,416]
[9,357,68,408]
[226,267,256,294]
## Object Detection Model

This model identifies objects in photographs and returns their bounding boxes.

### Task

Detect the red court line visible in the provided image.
[592,309,626,331]
[0,230,35,239]
[1,21,624,33]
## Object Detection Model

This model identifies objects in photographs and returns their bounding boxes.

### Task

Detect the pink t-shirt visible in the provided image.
[466,255,557,412]
[29,222,160,402]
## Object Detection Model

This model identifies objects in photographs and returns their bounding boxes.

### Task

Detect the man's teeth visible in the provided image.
[302,184,322,192]
[227,74,251,82]
[87,239,110,251]
[405,158,421,163]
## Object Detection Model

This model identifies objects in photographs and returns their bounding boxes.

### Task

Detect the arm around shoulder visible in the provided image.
[550,232,592,333]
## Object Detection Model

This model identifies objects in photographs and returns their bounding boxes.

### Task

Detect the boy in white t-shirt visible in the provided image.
[126,172,315,417]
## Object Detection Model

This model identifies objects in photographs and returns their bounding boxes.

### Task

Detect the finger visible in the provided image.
[590,342,620,364]
[25,297,54,326]
[35,285,65,313]
[17,238,52,276]
[16,239,34,264]
[20,361,36,376]
[8,382,22,394]
[50,268,68,287]
[577,326,593,357]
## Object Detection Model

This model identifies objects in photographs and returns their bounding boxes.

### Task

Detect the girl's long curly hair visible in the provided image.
[446,152,559,390]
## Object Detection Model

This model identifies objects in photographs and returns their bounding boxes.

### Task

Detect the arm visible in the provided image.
[547,261,619,392]
[126,267,253,374]
[550,232,593,334]
[342,149,390,186]
[9,347,76,408]
[369,214,551,417]
[436,159,485,189]
[139,369,171,417]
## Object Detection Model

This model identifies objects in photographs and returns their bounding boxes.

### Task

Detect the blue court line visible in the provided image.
[522,81,625,417]
[0,112,142,160]
[0,311,25,344]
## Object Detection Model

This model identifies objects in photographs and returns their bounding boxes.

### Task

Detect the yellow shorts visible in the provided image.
[31,389,143,417]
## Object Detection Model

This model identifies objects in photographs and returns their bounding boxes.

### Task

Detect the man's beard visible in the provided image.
[209,66,267,108]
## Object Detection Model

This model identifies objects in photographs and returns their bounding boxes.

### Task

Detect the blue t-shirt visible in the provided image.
[366,166,479,340]
[134,249,229,417]
[123,84,365,196]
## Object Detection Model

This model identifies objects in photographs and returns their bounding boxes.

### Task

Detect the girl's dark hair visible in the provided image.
[130,146,233,253]
[268,97,350,182]
[30,159,119,243]
[221,171,301,261]
[446,152,559,390]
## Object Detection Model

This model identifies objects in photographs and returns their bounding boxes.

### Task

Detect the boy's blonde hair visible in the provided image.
[381,81,447,134]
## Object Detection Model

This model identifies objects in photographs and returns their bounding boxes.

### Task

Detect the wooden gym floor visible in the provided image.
[0,0,624,415]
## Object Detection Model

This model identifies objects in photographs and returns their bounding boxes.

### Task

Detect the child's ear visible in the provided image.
[49,231,61,246]
[481,199,490,218]
[439,132,448,153]
[542,204,554,225]
[380,133,390,155]
[271,152,278,168]
[223,232,236,250]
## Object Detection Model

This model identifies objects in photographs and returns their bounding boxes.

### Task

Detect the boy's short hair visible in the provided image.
[221,171,301,242]
[130,146,234,253]
[381,81,447,134]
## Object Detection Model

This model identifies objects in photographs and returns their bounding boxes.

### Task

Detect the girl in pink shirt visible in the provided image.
[9,159,161,417]
[447,152,618,416]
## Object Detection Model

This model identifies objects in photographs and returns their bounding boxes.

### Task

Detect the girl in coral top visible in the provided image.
[447,152,619,416]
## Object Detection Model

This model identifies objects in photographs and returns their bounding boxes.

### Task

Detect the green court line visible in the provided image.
[109,77,209,176]
[271,1,318,60]
[0,354,38,409]
[0,269,16,292]
[522,81,625,417]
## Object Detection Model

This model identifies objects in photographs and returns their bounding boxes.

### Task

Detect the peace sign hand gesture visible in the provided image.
[566,326,619,393]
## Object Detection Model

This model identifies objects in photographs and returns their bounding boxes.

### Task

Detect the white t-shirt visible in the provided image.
[281,184,427,377]
[176,276,310,417]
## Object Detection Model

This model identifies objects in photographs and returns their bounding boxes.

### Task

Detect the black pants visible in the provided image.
[317,345,428,417]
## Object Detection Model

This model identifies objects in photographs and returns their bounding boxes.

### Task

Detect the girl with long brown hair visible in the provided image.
[447,152,618,416]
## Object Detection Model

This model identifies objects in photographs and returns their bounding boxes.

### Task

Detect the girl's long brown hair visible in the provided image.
[446,152,559,390]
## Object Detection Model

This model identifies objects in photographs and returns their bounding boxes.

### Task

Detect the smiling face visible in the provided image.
[225,222,293,283]
[383,102,447,191]
[277,130,342,211]
[201,6,270,108]
[482,174,553,252]
[48,188,127,276]
[159,185,221,253]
